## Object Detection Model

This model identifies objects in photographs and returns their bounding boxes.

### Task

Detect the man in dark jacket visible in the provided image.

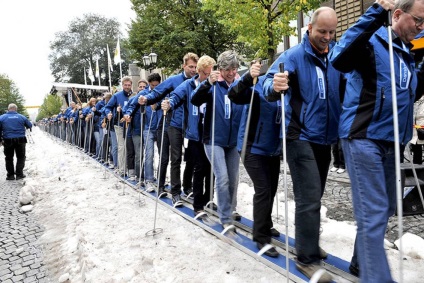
[0,103,32,180]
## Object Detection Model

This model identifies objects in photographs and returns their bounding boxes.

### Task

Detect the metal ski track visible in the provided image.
[89,155,357,282]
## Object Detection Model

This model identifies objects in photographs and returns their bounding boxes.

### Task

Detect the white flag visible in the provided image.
[114,37,121,65]
[107,44,113,71]
[88,62,95,82]
[95,59,100,78]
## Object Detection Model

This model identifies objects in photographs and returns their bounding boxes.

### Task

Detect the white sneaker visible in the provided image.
[128,176,137,181]
[336,168,345,174]
[145,182,156,192]
[330,167,338,172]
[108,164,115,169]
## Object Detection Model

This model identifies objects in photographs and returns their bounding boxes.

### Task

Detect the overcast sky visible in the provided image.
[0,0,135,110]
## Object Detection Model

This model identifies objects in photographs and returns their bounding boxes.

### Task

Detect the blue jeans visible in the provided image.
[143,129,157,182]
[132,135,142,178]
[342,139,396,283]
[94,128,102,158]
[109,130,118,167]
[286,140,331,264]
[204,145,239,224]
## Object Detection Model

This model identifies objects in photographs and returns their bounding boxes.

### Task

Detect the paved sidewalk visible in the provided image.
[0,166,50,283]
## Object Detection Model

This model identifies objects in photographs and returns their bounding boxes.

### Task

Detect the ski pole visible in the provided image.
[208,65,218,211]
[279,62,290,281]
[240,59,260,164]
[118,120,129,196]
[387,9,403,282]
[146,99,168,237]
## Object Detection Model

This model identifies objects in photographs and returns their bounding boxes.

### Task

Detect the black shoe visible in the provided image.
[6,175,15,180]
[183,187,193,196]
[232,211,241,221]
[257,242,279,258]
[172,194,183,207]
[15,175,26,180]
[270,227,280,237]
[349,264,360,277]
[158,187,167,198]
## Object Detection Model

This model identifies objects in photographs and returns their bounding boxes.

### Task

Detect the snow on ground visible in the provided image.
[22,127,424,282]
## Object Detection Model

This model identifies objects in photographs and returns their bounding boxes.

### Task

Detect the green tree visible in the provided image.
[36,95,63,121]
[128,0,251,74]
[49,14,126,86]
[202,0,323,63]
[0,74,29,117]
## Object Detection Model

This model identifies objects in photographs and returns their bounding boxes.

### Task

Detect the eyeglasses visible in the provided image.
[404,10,424,28]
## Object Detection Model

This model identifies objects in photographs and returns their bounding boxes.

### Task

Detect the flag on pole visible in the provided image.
[114,37,121,65]
[88,62,95,83]
[95,59,100,78]
[107,44,113,72]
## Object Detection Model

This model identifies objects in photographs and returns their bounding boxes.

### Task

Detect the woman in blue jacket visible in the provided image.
[228,62,281,257]
[191,50,243,228]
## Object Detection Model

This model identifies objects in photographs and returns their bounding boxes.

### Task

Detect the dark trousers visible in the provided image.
[157,126,170,189]
[286,140,331,265]
[244,151,280,244]
[190,140,213,211]
[3,138,27,177]
[126,136,135,170]
[168,126,184,196]
[182,142,194,190]
[411,143,423,164]
[331,139,345,169]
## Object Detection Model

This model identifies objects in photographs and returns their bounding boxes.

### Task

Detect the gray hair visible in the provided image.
[217,50,239,70]
[395,0,421,12]
[8,103,17,111]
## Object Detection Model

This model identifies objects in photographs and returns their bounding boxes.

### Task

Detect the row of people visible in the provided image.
[39,1,424,282]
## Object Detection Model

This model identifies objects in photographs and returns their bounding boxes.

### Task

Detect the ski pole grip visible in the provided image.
[279,62,284,73]
[163,97,169,116]
[279,63,286,94]
[387,9,392,27]
[252,58,261,85]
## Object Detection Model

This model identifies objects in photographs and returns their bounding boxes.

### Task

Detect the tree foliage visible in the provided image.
[128,0,252,74]
[202,0,324,62]
[49,14,127,86]
[0,74,29,117]
[36,95,63,121]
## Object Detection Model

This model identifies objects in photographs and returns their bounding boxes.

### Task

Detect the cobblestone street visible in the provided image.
[324,170,424,243]
[0,165,50,283]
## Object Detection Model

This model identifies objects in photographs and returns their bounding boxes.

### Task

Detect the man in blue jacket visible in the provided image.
[138,53,198,205]
[104,76,133,172]
[0,103,32,180]
[264,7,343,282]
[329,0,424,281]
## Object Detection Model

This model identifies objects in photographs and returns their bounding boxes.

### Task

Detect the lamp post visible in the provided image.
[142,48,158,73]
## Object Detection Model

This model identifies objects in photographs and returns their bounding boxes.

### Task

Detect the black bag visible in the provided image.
[418,128,424,140]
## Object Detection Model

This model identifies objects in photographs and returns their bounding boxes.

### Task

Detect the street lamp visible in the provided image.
[142,48,158,72]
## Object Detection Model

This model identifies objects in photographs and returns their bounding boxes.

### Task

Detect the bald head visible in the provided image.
[310,7,337,26]
[308,7,338,53]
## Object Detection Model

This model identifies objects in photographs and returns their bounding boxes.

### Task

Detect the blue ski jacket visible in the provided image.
[229,74,282,156]
[191,79,243,147]
[144,72,189,129]
[104,90,131,127]
[264,31,343,145]
[168,75,199,139]
[0,111,32,140]
[329,3,424,144]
